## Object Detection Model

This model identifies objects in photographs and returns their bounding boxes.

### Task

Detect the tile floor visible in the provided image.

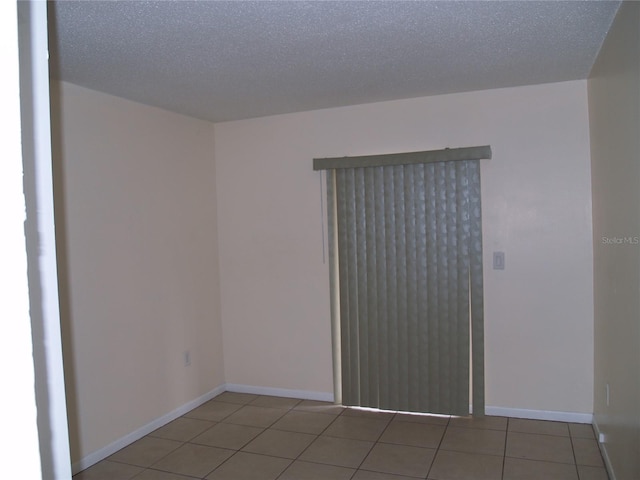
[73,392,609,480]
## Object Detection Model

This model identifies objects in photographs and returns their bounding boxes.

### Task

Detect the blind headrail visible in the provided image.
[313,145,491,171]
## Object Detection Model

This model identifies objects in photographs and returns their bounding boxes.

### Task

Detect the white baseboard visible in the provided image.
[593,419,616,480]
[72,383,333,474]
[485,406,592,424]
[224,383,334,402]
[71,384,226,475]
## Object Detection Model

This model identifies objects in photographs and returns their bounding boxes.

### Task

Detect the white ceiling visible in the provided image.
[49,1,620,123]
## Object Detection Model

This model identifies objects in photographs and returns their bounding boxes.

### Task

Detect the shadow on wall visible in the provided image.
[48,75,81,465]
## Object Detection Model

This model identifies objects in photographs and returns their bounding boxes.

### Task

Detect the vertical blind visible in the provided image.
[315,146,489,416]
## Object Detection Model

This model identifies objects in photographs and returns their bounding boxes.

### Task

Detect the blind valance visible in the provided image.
[313,145,491,171]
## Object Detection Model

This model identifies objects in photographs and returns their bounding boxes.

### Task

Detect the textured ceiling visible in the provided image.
[49,1,620,123]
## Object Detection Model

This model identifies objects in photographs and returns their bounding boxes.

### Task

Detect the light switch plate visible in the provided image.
[493,251,505,270]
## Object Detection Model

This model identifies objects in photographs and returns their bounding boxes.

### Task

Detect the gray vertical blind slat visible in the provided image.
[449,164,458,412]
[363,168,378,407]
[384,171,398,409]
[332,158,484,416]
[425,163,440,411]
[458,162,470,414]
[336,172,354,404]
[394,167,408,412]
[374,168,389,409]
[435,162,450,413]
[405,165,419,412]
[469,161,485,416]
[354,169,369,406]
[326,171,342,404]
[386,168,400,409]
[446,163,457,412]
[414,166,428,412]
[456,161,471,414]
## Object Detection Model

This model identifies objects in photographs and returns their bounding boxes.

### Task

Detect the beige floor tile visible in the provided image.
[573,438,605,467]
[508,418,570,437]
[294,399,345,415]
[379,420,445,448]
[108,436,182,467]
[270,410,337,434]
[360,442,436,478]
[577,465,610,480]
[278,460,356,479]
[249,395,301,409]
[506,431,574,464]
[428,449,503,480]
[353,471,421,480]
[206,451,291,479]
[503,457,579,480]
[448,415,508,431]
[569,423,596,439]
[299,435,374,468]
[149,417,215,442]
[184,400,242,422]
[72,460,143,480]
[215,391,259,405]
[242,428,317,459]
[393,412,450,426]
[132,469,194,480]
[222,405,287,428]
[440,426,506,456]
[191,422,264,450]
[151,443,234,477]
[323,415,390,441]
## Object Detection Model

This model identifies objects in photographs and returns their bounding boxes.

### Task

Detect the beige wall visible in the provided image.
[215,80,594,414]
[54,77,597,467]
[51,81,224,463]
[588,2,640,478]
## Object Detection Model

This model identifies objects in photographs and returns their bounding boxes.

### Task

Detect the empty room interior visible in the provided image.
[10,1,640,479]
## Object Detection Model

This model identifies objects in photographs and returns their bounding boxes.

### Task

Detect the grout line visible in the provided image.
[137,466,202,479]
[424,414,451,479]
[272,406,345,480]
[106,437,185,471]
[568,430,581,479]
[501,417,509,480]
[352,410,397,473]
